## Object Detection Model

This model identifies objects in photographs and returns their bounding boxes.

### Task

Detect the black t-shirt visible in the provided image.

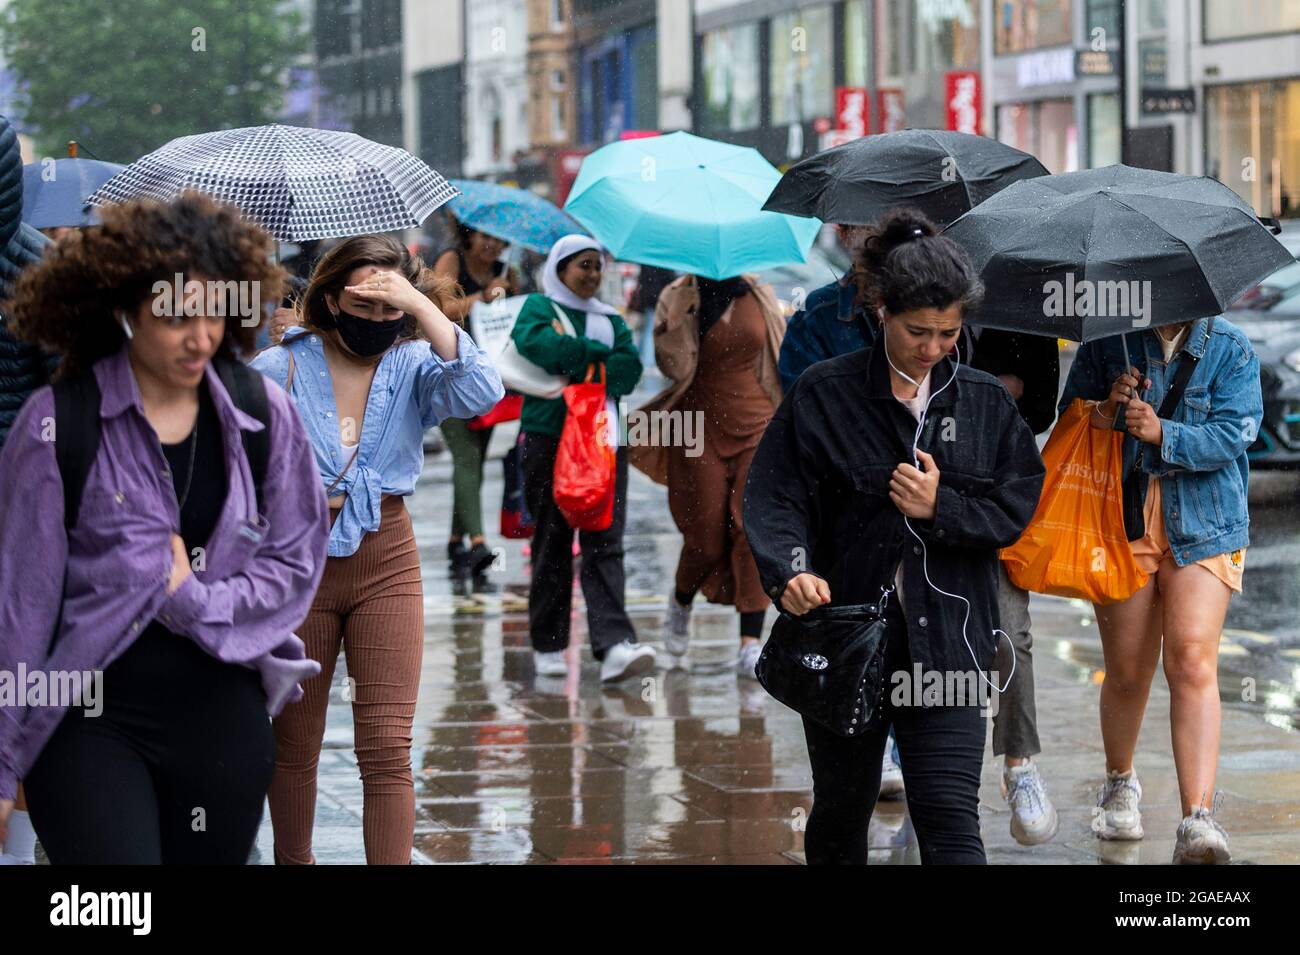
[162,382,227,552]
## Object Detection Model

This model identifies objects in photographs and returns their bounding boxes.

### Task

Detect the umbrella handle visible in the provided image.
[1259,216,1282,235]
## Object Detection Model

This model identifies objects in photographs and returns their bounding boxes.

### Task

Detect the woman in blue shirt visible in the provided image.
[251,235,503,864]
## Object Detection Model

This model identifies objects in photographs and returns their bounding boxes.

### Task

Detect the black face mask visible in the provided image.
[332,307,404,357]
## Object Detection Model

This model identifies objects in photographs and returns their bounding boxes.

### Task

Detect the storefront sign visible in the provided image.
[1141,87,1196,114]
[945,71,981,134]
[618,130,660,140]
[1016,48,1074,88]
[835,86,870,139]
[1075,49,1117,77]
[877,88,906,133]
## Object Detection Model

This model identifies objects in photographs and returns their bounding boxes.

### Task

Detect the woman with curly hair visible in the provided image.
[251,234,503,865]
[0,192,330,864]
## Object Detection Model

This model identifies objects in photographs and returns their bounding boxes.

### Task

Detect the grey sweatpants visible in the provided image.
[991,561,1041,759]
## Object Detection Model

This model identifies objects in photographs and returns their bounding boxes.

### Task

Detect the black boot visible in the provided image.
[448,540,471,597]
[467,541,499,594]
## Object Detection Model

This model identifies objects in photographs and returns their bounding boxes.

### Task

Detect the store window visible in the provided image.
[770,5,834,126]
[915,0,981,72]
[1136,0,1166,32]
[876,0,906,86]
[1085,0,1119,43]
[997,98,1078,172]
[1088,92,1120,167]
[845,0,869,88]
[1206,79,1300,220]
[699,23,761,134]
[995,0,1074,54]
[1204,0,1300,42]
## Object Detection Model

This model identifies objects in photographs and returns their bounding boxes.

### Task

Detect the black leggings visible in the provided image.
[801,603,988,865]
[25,631,275,865]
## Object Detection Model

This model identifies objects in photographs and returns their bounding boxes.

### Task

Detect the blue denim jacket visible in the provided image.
[252,324,504,557]
[776,277,874,392]
[1058,315,1262,564]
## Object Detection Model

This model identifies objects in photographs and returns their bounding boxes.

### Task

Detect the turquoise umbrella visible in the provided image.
[564,132,820,280]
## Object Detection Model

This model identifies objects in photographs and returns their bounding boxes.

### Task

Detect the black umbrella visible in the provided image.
[943,165,1294,342]
[761,129,1049,227]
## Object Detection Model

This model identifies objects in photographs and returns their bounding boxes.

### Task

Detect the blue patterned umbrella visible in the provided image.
[446,179,587,253]
[22,158,125,228]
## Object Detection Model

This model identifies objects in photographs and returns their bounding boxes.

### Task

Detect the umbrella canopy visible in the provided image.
[762,128,1049,227]
[86,124,458,241]
[446,179,587,254]
[943,165,1294,342]
[564,131,819,280]
[22,158,125,229]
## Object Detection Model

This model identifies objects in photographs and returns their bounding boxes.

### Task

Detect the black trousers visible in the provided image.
[521,431,637,659]
[801,601,988,865]
[25,631,275,865]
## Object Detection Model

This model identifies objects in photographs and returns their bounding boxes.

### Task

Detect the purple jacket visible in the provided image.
[0,348,329,800]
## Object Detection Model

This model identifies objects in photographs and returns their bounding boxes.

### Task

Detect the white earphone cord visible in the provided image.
[882,328,1015,696]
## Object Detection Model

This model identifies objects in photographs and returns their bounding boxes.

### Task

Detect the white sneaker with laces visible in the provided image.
[1095,769,1144,841]
[737,641,762,680]
[1173,808,1230,864]
[533,650,568,677]
[1002,760,1059,845]
[600,640,656,683]
[664,595,692,656]
[879,746,905,799]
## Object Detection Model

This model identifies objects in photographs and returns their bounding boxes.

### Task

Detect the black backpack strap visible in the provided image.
[52,372,103,531]
[216,357,271,515]
[1156,316,1214,419]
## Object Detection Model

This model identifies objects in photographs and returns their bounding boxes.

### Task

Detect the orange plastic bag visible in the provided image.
[553,364,616,531]
[1000,398,1148,604]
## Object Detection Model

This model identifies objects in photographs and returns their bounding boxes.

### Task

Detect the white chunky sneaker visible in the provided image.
[1173,808,1231,865]
[737,641,762,680]
[533,650,568,677]
[599,640,656,683]
[664,595,692,656]
[1095,769,1144,841]
[879,745,905,800]
[1003,760,1059,845]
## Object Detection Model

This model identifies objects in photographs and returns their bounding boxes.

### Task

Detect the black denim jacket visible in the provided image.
[743,338,1046,674]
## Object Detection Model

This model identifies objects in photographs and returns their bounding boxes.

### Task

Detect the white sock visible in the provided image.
[2,809,36,863]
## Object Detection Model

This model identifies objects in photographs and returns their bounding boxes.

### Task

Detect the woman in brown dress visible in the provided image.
[630,274,785,677]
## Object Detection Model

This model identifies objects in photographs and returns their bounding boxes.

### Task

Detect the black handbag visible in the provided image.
[755,588,894,739]
[1118,318,1214,541]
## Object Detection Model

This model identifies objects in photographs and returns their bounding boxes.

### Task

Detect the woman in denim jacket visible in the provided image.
[1059,314,1262,864]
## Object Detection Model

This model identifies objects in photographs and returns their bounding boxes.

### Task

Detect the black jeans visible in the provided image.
[521,431,637,659]
[801,601,988,865]
[25,631,275,864]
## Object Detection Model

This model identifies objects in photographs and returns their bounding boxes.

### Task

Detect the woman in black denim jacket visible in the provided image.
[744,210,1045,864]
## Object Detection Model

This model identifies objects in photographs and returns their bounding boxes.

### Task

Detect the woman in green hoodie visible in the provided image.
[511,234,653,684]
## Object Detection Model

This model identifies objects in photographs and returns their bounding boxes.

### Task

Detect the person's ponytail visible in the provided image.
[853,208,983,319]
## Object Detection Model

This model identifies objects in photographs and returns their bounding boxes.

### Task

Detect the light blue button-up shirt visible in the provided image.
[251,324,504,557]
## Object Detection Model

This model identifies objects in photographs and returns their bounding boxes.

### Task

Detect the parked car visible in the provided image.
[1227,230,1300,468]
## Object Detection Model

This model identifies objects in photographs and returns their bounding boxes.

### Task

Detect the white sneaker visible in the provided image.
[599,640,656,683]
[1095,769,1144,841]
[533,650,568,677]
[737,642,762,680]
[664,595,692,656]
[1173,808,1231,865]
[1002,760,1059,845]
[879,746,905,799]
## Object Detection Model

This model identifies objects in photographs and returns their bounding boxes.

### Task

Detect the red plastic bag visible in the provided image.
[553,364,615,531]
[468,392,523,431]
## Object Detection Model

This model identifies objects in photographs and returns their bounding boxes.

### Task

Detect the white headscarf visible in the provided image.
[542,234,621,316]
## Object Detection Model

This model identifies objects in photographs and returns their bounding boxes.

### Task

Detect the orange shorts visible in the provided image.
[1129,476,1245,593]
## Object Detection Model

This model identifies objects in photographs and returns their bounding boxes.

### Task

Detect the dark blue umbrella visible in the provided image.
[447,179,587,254]
[22,158,125,228]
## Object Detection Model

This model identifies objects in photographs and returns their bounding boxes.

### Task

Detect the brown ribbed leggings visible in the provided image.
[268,495,423,865]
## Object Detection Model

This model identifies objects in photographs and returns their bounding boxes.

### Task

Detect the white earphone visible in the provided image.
[117,311,133,340]
[880,314,1015,695]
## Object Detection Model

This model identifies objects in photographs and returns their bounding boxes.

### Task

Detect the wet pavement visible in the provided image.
[250,378,1300,865]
